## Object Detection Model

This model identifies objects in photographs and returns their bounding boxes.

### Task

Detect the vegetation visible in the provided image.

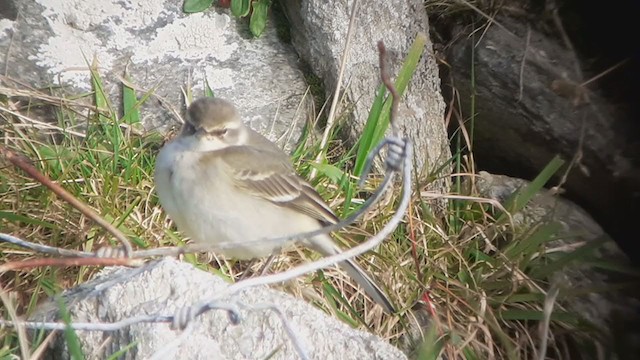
[1,19,635,360]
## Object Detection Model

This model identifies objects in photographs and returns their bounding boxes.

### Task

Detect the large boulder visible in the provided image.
[34,258,407,359]
[280,0,451,184]
[443,12,640,262]
[0,0,310,150]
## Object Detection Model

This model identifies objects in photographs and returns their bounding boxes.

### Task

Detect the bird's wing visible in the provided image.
[207,146,339,225]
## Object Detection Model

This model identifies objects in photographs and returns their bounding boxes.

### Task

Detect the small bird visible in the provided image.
[154,97,395,313]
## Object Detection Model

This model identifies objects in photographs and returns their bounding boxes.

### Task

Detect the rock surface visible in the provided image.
[445,15,640,263]
[0,0,310,150]
[34,258,407,360]
[281,0,451,181]
[475,171,640,356]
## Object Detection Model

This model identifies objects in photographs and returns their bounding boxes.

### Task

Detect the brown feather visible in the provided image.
[214,146,338,225]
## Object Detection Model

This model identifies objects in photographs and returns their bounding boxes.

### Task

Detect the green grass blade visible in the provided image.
[204,77,215,98]
[0,212,56,228]
[496,156,565,224]
[353,33,427,176]
[57,298,85,359]
[121,76,140,125]
[530,237,607,279]
[105,341,137,360]
[503,222,562,260]
[353,85,386,177]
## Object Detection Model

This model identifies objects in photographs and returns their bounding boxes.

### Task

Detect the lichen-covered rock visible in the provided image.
[0,0,310,150]
[34,258,407,360]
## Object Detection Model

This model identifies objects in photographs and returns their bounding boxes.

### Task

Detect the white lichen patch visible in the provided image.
[195,67,235,91]
[32,0,236,89]
[132,12,235,63]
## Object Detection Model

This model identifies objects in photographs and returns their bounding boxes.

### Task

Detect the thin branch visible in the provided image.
[0,283,30,360]
[538,284,560,360]
[548,0,583,81]
[518,25,531,102]
[310,0,360,179]
[0,145,134,256]
[0,257,143,272]
[0,233,92,258]
[377,41,400,135]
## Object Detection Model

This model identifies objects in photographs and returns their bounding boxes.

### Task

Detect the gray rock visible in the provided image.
[475,171,640,356]
[0,0,310,150]
[34,257,407,360]
[446,15,640,262]
[280,0,451,181]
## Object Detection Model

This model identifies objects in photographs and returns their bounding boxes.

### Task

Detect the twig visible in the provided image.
[0,233,92,258]
[0,283,30,360]
[518,25,531,102]
[581,58,629,87]
[310,0,360,179]
[0,257,143,272]
[538,284,560,360]
[0,104,86,137]
[549,112,586,195]
[547,0,583,81]
[2,20,15,77]
[0,146,133,256]
[377,41,400,135]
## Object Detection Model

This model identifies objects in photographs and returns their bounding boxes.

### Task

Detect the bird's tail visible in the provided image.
[308,235,396,314]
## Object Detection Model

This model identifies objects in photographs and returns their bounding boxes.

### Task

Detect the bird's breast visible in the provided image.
[155,142,316,260]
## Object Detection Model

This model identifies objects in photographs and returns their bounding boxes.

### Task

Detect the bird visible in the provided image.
[154,97,395,313]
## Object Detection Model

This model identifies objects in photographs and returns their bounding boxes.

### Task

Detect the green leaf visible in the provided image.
[318,271,363,327]
[231,0,251,17]
[249,0,270,37]
[353,85,386,177]
[183,0,214,13]
[89,57,111,126]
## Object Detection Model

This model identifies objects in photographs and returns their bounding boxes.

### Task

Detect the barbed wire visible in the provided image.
[0,37,417,359]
